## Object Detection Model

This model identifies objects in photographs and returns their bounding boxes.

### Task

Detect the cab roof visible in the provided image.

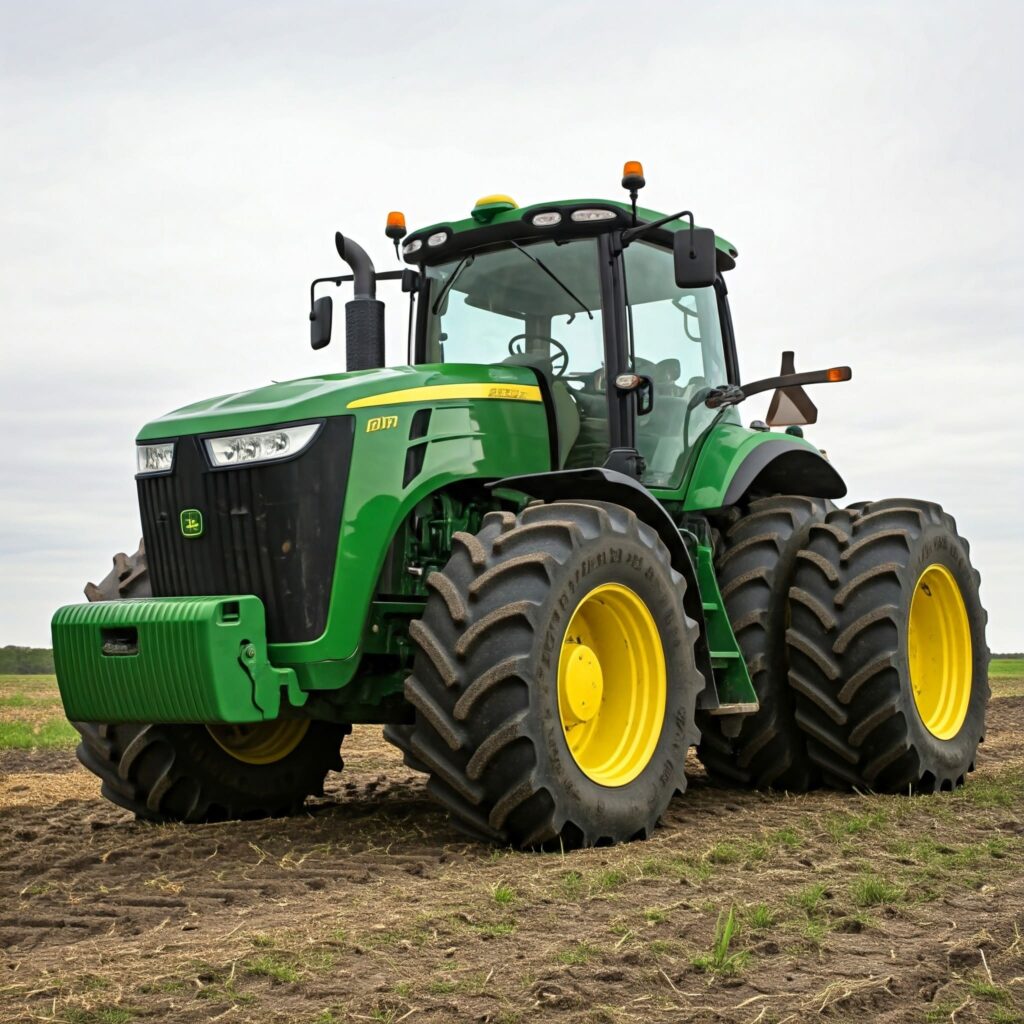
[402,197,738,271]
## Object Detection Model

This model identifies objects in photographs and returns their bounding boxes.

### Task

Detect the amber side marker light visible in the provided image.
[827,367,852,382]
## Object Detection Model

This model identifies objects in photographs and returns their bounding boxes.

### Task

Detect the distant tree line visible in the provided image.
[994,653,1023,660]
[0,646,55,674]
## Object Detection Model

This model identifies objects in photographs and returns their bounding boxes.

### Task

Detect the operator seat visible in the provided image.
[501,353,581,468]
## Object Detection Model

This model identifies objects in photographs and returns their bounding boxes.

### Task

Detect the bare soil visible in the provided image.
[1,700,1023,1024]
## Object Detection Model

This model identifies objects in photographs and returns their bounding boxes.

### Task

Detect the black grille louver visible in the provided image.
[137,417,354,643]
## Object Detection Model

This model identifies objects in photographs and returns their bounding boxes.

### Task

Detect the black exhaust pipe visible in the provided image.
[335,232,385,371]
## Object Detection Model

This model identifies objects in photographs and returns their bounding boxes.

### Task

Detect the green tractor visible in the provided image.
[51,163,988,848]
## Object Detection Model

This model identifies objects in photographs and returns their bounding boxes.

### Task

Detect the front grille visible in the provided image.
[137,416,354,643]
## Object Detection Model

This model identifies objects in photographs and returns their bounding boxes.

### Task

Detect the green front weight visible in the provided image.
[51,596,305,724]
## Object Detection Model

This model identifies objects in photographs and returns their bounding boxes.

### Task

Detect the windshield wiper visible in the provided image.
[431,255,474,314]
[509,242,594,320]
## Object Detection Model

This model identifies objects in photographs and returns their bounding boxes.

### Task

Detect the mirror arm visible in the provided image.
[309,275,349,313]
[706,367,852,409]
[621,209,694,246]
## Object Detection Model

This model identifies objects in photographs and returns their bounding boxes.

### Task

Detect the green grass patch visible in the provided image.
[691,907,749,976]
[592,868,628,892]
[491,882,516,905]
[0,718,77,749]
[745,903,775,930]
[0,693,61,708]
[244,954,299,984]
[559,870,585,899]
[63,1011,137,1024]
[0,673,58,690]
[990,1009,1024,1024]
[954,773,1024,809]
[989,658,1024,677]
[558,941,596,965]
[790,882,828,916]
[768,827,803,850]
[705,841,743,864]
[474,920,515,937]
[990,659,1024,697]
[637,853,712,883]
[824,809,889,842]
[851,874,905,907]
[968,980,1012,1003]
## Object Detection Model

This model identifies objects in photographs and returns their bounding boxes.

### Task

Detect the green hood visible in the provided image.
[136,362,539,441]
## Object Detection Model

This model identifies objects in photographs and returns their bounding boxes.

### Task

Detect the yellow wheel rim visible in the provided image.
[557,583,667,787]
[907,564,972,740]
[206,720,310,765]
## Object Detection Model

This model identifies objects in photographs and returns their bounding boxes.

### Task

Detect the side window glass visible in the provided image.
[623,242,730,487]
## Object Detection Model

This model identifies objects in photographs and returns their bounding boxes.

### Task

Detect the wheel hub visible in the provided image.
[561,644,604,724]
[556,583,667,788]
[206,720,310,765]
[908,563,972,740]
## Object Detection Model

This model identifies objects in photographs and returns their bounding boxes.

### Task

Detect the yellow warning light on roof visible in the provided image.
[385,211,407,240]
[621,161,646,190]
[471,194,519,223]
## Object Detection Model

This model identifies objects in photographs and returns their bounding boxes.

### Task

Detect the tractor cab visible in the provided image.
[399,185,740,488]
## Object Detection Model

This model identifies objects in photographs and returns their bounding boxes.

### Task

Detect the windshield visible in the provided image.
[422,238,605,379]
[422,238,611,468]
[418,235,737,482]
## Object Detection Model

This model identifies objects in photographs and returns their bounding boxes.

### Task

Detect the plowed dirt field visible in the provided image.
[2,688,1023,1024]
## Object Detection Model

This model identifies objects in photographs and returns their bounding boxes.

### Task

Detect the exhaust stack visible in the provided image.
[335,232,385,371]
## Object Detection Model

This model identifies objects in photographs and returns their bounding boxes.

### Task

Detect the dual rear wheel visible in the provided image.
[700,496,987,795]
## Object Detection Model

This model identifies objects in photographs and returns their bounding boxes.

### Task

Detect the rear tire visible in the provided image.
[387,501,705,849]
[698,496,829,791]
[74,542,348,822]
[786,500,988,791]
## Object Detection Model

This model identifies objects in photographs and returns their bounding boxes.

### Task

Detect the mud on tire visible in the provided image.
[785,500,988,792]
[74,542,348,822]
[698,496,829,791]
[385,501,705,850]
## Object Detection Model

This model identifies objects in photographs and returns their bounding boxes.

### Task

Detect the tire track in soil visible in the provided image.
[1,699,1022,1023]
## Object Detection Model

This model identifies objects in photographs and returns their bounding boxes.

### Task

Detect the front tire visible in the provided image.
[387,501,705,849]
[785,500,988,792]
[74,542,349,822]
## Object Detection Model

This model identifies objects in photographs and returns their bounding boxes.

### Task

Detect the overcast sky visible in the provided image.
[1,1,1021,651]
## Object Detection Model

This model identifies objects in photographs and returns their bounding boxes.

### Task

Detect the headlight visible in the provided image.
[204,423,320,468]
[570,208,617,222]
[531,211,562,227]
[137,442,175,475]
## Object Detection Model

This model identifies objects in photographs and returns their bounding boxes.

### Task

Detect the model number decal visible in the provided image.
[366,415,399,433]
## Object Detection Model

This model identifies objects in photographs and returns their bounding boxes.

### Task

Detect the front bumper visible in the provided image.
[51,596,306,724]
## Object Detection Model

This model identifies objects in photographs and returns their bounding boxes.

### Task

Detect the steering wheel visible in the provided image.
[508,334,569,378]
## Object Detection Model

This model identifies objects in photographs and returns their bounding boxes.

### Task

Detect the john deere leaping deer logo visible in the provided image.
[179,508,203,538]
[366,415,399,433]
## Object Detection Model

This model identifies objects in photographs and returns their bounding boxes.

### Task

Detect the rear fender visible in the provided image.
[684,426,846,512]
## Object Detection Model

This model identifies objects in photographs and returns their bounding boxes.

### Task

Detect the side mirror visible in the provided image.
[673,227,717,289]
[310,295,333,350]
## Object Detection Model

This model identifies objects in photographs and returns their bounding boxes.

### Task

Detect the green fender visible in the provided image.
[681,422,845,512]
